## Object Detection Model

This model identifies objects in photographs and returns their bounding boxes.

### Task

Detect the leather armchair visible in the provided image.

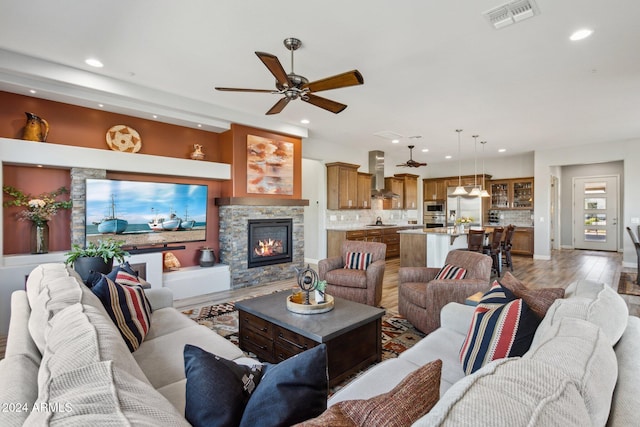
[398,250,492,334]
[318,240,387,306]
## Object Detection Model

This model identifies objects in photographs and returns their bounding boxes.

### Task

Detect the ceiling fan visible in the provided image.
[397,145,427,168]
[215,37,364,115]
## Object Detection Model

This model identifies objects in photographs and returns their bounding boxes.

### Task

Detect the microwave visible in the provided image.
[424,201,444,213]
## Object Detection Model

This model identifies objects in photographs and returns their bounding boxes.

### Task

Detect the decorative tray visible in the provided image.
[106,125,142,153]
[286,294,334,314]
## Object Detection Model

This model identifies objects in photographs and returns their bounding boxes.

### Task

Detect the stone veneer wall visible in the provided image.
[70,168,106,246]
[219,205,305,289]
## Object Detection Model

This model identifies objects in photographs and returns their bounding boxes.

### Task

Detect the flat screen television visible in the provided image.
[85,179,208,248]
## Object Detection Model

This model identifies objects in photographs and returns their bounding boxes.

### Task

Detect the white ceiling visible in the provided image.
[0,0,639,166]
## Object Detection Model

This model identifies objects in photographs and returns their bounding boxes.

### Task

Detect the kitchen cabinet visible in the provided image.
[423,178,446,201]
[511,227,534,255]
[327,226,417,259]
[394,173,419,209]
[489,177,534,210]
[357,172,373,209]
[326,162,359,210]
[383,177,404,209]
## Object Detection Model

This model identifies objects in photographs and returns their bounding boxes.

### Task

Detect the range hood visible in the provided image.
[369,150,400,199]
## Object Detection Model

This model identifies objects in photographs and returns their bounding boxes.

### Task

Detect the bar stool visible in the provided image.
[467,229,486,253]
[501,224,516,272]
[484,226,504,277]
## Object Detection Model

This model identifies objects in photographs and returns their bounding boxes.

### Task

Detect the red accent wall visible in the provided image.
[0,91,222,266]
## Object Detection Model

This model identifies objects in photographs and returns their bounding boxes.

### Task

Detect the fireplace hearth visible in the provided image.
[247,219,293,268]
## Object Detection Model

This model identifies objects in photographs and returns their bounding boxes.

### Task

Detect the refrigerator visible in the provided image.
[446,187,483,227]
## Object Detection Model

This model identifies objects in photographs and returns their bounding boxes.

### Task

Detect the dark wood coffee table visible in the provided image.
[235,292,385,387]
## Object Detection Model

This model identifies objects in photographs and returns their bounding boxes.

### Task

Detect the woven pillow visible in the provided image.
[499,272,565,319]
[459,282,540,375]
[344,252,373,270]
[108,262,143,287]
[296,359,442,427]
[91,275,152,352]
[434,264,467,280]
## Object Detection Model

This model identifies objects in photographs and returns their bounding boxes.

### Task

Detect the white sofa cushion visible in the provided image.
[24,361,189,426]
[542,279,629,346]
[133,324,244,389]
[0,355,39,426]
[414,358,591,426]
[525,317,617,426]
[145,306,201,341]
[608,316,640,426]
[39,303,149,388]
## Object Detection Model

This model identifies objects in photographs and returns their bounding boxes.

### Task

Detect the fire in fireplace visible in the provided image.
[247,219,293,268]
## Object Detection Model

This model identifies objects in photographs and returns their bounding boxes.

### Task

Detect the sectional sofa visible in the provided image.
[1,262,639,426]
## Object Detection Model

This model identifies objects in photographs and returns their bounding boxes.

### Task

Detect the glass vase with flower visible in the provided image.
[3,185,72,254]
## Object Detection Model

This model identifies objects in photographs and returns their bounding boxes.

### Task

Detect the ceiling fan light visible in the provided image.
[469,187,482,196]
[453,186,468,196]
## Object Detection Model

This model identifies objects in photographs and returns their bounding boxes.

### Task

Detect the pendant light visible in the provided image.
[469,134,481,196]
[479,140,491,198]
[452,129,468,195]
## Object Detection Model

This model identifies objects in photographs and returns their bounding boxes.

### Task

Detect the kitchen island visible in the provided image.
[398,227,473,268]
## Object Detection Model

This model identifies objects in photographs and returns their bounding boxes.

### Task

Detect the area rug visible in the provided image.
[618,272,640,296]
[181,302,425,362]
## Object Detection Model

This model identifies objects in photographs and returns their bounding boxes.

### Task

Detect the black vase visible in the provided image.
[73,257,113,283]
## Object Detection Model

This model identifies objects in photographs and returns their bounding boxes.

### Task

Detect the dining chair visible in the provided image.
[467,229,486,253]
[626,226,640,285]
[484,226,505,277]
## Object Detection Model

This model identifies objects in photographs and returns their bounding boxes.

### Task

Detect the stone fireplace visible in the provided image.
[247,218,293,268]
[217,199,306,289]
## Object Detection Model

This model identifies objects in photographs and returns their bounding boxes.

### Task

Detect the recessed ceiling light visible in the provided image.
[85,58,104,68]
[29,89,36,94]
[98,103,104,108]
[152,115,158,119]
[300,119,310,124]
[421,148,429,153]
[498,148,507,153]
[391,139,400,144]
[197,124,202,128]
[445,155,452,159]
[570,29,593,41]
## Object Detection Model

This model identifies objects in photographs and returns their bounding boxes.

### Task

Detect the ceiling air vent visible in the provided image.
[483,0,540,29]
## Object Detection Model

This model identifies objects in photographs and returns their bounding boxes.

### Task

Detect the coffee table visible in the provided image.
[235,292,385,387]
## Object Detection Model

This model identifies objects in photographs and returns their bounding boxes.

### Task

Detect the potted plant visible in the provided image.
[65,238,129,282]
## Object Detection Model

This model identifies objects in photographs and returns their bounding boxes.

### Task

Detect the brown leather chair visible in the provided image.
[398,250,492,334]
[484,226,505,277]
[501,224,516,272]
[467,229,486,253]
[318,240,387,306]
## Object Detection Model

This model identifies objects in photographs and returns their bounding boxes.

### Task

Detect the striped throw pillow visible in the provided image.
[108,262,141,287]
[459,282,540,375]
[434,264,468,280]
[91,275,152,352]
[344,252,373,270]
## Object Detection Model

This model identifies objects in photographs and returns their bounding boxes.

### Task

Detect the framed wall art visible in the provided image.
[247,135,294,195]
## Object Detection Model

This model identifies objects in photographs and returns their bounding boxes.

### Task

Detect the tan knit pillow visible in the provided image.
[499,273,565,319]
[297,359,442,427]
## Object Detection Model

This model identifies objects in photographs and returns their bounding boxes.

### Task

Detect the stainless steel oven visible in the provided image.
[424,213,446,228]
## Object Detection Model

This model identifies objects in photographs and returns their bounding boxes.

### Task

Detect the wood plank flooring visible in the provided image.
[1,249,634,360]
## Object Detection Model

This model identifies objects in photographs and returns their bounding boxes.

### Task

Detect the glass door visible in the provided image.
[490,181,509,209]
[573,176,618,251]
[512,180,533,209]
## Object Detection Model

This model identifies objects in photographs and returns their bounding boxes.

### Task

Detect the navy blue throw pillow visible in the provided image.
[184,344,328,427]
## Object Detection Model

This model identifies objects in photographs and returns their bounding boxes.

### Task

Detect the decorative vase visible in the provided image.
[30,221,49,254]
[199,247,216,267]
[190,144,205,160]
[457,224,465,234]
[73,256,113,283]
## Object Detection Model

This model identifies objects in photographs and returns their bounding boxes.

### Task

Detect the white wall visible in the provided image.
[534,138,640,267]
[302,158,325,264]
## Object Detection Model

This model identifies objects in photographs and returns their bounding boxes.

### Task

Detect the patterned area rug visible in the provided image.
[618,272,640,296]
[181,302,425,361]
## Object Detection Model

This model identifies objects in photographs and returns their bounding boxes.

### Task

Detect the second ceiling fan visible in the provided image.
[397,145,427,168]
[215,37,363,115]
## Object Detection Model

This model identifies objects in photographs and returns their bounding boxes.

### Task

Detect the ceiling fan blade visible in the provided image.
[304,70,364,93]
[215,87,275,93]
[397,163,409,167]
[303,94,347,114]
[255,52,291,87]
[266,97,290,115]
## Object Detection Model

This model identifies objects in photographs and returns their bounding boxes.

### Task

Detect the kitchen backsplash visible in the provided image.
[488,209,534,227]
[326,208,418,228]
